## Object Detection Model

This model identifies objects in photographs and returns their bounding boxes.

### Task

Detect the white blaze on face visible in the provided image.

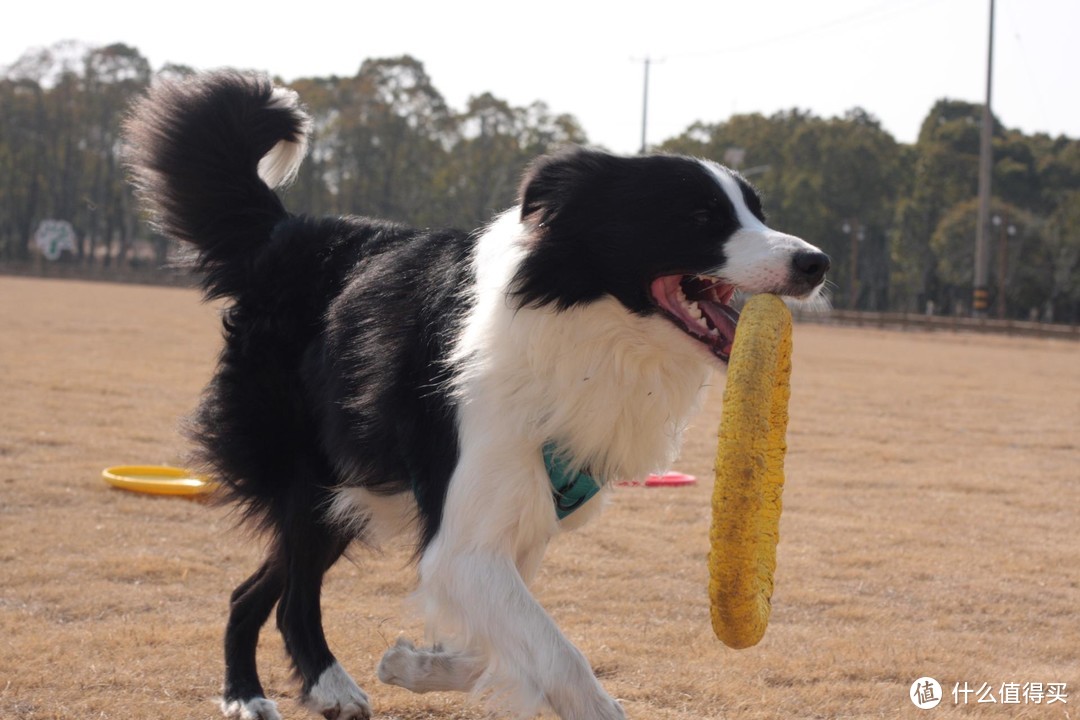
[702,161,827,296]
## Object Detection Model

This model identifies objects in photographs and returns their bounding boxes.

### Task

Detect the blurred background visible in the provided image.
[2,0,1077,321]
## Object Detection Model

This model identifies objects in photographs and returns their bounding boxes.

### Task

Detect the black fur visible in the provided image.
[125,72,474,711]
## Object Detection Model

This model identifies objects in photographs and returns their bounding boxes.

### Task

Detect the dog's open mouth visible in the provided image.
[650,274,739,361]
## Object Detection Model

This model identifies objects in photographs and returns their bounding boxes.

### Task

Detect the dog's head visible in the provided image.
[511,147,830,362]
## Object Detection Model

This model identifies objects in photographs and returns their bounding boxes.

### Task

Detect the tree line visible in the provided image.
[2,41,1078,321]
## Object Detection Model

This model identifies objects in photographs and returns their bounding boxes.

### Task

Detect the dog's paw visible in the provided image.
[376,637,419,688]
[378,636,482,694]
[303,662,372,720]
[220,696,282,720]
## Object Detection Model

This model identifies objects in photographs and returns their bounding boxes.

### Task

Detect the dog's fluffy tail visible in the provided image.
[124,71,311,299]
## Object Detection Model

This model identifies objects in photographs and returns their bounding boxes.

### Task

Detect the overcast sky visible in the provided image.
[5,0,1078,154]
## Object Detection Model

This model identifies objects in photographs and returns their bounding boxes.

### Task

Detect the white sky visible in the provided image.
[4,0,1078,154]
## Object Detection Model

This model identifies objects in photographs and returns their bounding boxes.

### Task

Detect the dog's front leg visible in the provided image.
[377,533,550,697]
[412,454,624,720]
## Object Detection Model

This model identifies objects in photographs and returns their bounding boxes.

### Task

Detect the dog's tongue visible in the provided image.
[701,301,739,356]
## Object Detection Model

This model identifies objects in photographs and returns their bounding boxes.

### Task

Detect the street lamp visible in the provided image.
[842,220,864,310]
[991,214,1017,319]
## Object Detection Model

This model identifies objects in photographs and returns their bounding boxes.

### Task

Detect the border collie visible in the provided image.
[124,71,829,720]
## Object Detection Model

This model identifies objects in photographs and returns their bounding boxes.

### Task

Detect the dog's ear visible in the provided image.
[519,146,612,228]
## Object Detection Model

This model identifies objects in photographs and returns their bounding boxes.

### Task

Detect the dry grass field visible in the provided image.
[1,276,1077,720]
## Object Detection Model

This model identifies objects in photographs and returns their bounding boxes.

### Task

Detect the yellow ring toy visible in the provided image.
[102,465,217,496]
[709,294,792,649]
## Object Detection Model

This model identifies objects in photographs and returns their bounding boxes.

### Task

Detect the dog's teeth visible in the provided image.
[687,301,702,318]
[708,328,719,337]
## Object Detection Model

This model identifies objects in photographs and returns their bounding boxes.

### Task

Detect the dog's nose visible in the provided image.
[792,250,830,286]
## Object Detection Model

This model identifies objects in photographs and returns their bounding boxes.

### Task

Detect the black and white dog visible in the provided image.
[124,72,828,720]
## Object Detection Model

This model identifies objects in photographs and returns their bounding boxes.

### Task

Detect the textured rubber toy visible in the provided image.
[709,294,792,649]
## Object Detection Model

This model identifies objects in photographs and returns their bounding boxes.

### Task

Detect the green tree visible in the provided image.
[286,58,585,231]
[82,43,151,266]
[0,41,151,266]
[929,198,1038,317]
[439,93,585,228]
[890,100,986,312]
[0,78,46,260]
[1041,190,1080,321]
[2,41,1075,318]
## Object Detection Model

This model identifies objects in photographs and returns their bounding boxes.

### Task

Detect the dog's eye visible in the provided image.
[691,209,711,226]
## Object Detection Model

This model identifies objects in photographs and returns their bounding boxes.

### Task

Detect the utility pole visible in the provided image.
[639,57,651,154]
[634,56,663,154]
[973,0,995,317]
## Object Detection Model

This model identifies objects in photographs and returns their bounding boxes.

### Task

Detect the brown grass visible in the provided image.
[1,276,1077,720]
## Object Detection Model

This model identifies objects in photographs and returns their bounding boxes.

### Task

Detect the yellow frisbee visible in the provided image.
[102,465,216,496]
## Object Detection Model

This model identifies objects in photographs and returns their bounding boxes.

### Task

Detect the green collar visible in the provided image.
[543,442,601,520]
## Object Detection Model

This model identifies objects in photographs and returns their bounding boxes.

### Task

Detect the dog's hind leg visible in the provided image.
[377,637,485,694]
[221,553,286,720]
[276,516,372,720]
